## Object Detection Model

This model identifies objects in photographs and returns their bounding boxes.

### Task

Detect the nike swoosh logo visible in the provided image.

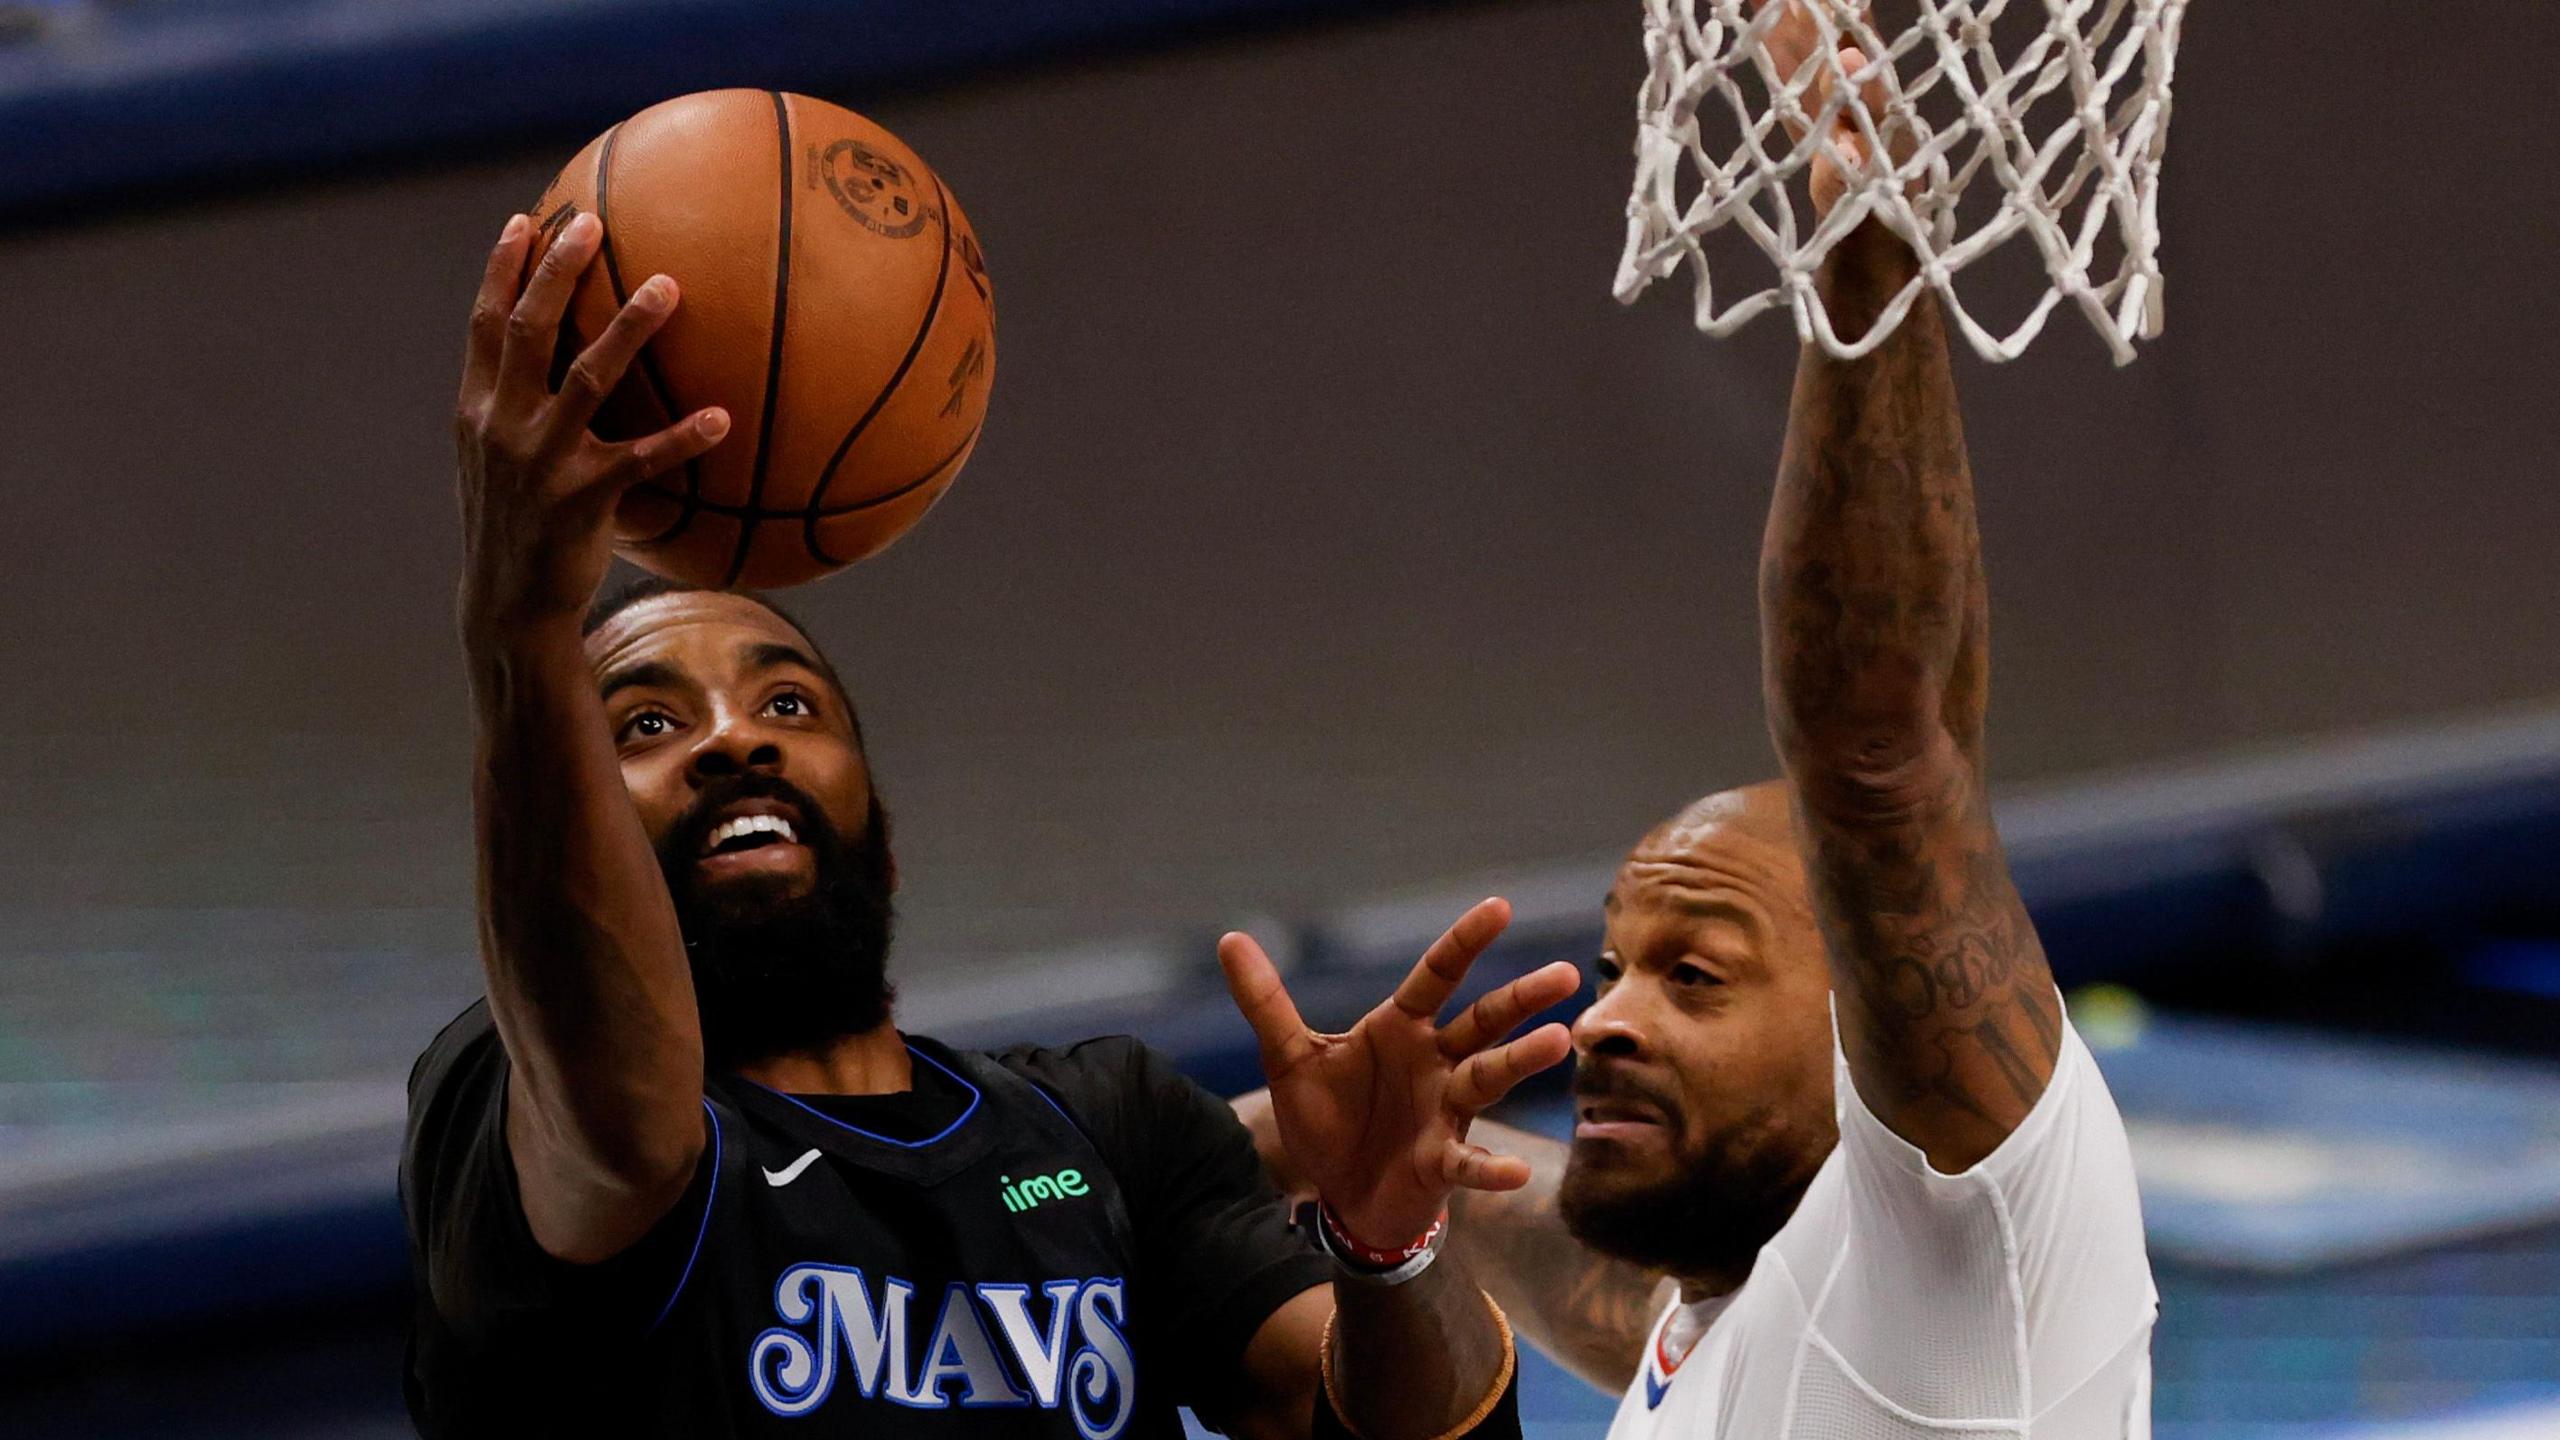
[763,1148,822,1187]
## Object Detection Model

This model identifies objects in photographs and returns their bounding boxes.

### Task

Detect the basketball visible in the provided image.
[532,89,994,590]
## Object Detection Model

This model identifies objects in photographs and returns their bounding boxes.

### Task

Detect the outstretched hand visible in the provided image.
[1218,898,1578,1251]
[454,211,729,637]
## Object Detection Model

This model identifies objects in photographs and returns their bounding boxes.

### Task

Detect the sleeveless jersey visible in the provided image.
[405,1004,1322,1439]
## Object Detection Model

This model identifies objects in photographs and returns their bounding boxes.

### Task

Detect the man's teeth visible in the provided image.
[705,814,798,853]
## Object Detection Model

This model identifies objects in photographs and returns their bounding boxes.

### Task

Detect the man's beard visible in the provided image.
[1556,1065,1821,1281]
[654,775,897,1071]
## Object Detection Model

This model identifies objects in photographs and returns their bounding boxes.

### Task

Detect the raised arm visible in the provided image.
[454,212,730,1262]
[1755,18,2060,1173]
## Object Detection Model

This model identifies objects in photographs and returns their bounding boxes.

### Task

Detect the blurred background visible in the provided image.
[3,0,2559,1435]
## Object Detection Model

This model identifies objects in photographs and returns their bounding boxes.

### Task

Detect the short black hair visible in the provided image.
[581,574,864,747]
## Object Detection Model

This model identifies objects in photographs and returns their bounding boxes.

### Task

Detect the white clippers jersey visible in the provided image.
[1603,1005,2157,1440]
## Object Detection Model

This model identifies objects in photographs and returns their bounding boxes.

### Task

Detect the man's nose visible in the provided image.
[688,708,783,779]
[1571,981,1653,1062]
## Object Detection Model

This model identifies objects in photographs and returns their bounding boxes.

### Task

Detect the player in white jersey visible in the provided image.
[1241,3,2159,1432]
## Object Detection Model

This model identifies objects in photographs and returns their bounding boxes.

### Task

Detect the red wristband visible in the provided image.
[1316,1198,1447,1269]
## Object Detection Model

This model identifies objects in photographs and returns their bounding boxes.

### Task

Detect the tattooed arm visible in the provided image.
[1235,1092,1667,1393]
[1759,211,2063,1176]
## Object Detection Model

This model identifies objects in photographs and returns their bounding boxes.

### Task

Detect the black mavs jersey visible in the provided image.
[403,1003,1328,1438]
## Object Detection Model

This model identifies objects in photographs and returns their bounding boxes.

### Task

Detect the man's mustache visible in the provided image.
[669,773,829,857]
[1571,1058,1684,1119]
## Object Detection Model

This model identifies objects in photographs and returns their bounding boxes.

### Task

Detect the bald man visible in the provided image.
[1239,5,2158,1431]
[1258,768,2157,1435]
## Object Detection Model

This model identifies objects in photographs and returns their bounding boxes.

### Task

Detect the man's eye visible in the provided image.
[769,691,813,717]
[1671,962,1721,989]
[623,712,672,740]
[1593,957,1623,985]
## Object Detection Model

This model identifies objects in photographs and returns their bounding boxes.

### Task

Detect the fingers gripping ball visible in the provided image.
[534,89,996,590]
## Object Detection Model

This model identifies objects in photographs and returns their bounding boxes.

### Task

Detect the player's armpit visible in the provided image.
[1760,217,2062,1175]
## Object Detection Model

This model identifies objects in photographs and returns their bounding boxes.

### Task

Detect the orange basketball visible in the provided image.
[533,89,994,589]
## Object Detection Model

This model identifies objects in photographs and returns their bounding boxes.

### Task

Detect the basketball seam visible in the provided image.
[630,420,980,524]
[595,121,701,549]
[722,91,798,590]
[814,420,978,521]
[800,171,960,570]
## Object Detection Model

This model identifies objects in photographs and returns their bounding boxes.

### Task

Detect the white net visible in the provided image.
[1613,0,2189,364]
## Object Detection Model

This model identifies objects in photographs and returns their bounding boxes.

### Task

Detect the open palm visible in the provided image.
[1219,898,1579,1249]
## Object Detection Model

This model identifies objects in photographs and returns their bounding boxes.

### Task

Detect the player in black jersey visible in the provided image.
[408,210,1579,1438]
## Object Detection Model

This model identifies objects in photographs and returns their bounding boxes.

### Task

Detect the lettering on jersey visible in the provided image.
[915,1282,1026,1407]
[750,1267,1135,1433]
[750,1265,915,1416]
[1001,1169,1091,1213]
[1067,1278,1136,1440]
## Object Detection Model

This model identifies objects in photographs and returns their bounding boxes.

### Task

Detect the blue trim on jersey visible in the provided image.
[745,1043,985,1149]
[1643,1366,1671,1410]
[648,1097,725,1335]
[1021,1075,1088,1138]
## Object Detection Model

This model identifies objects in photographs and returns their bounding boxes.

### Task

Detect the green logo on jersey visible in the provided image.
[1001,1169,1090,1213]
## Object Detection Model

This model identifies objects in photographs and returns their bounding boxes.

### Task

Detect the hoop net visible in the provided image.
[1613,0,2189,364]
